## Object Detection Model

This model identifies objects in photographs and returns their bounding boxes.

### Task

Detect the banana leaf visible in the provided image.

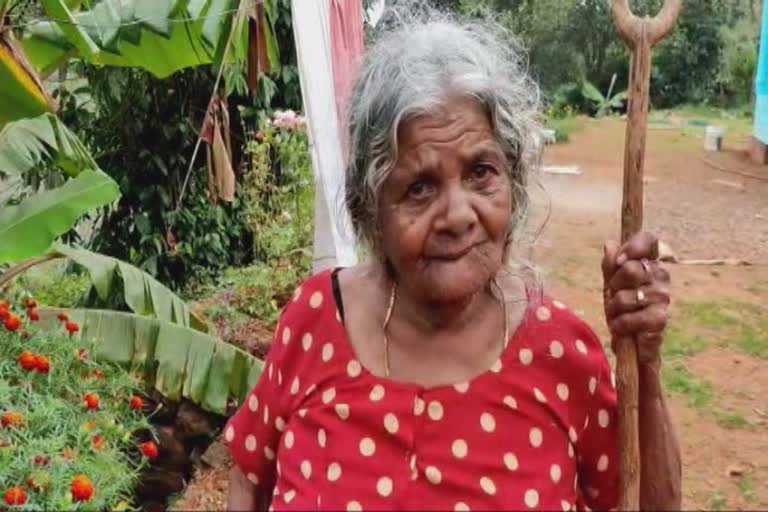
[39,0,100,58]
[581,80,605,105]
[0,169,119,263]
[37,308,263,415]
[0,27,56,124]
[0,113,97,177]
[53,243,207,331]
[21,0,266,79]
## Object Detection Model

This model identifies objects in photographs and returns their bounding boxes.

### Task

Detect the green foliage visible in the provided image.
[544,116,582,144]
[662,362,713,410]
[5,260,90,308]
[715,411,751,430]
[35,307,263,414]
[0,114,95,178]
[46,0,303,289]
[0,170,119,264]
[451,0,758,109]
[0,303,152,510]
[581,80,627,118]
[243,119,313,268]
[708,490,727,511]
[219,261,305,329]
[737,474,756,502]
[54,244,206,330]
[23,0,245,78]
[718,19,759,106]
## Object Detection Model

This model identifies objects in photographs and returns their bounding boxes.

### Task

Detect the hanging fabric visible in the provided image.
[329,0,365,132]
[201,95,235,204]
[292,0,361,272]
[246,0,271,95]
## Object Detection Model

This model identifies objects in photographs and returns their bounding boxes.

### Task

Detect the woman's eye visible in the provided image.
[406,180,433,199]
[470,164,496,181]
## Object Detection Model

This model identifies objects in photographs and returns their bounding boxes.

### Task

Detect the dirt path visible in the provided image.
[536,117,768,510]
[176,116,768,510]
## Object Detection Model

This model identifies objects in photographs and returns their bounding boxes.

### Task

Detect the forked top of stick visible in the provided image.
[611,0,682,48]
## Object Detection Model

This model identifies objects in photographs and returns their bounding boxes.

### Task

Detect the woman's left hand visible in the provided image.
[601,232,671,365]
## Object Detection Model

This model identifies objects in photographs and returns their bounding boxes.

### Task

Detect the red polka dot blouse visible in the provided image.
[225,271,619,511]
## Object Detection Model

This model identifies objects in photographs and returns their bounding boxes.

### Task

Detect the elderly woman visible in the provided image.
[225,13,681,512]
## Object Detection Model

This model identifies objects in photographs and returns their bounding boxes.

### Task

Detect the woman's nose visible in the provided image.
[435,185,478,236]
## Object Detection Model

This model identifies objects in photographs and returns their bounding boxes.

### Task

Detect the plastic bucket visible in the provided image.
[704,126,724,152]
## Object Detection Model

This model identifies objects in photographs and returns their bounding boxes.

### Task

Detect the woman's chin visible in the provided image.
[420,258,497,303]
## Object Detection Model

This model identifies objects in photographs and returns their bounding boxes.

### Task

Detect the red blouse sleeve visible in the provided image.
[223,273,331,489]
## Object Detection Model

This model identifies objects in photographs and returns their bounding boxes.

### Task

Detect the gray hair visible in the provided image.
[344,8,542,257]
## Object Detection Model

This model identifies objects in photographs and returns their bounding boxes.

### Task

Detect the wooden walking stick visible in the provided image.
[610,1,681,509]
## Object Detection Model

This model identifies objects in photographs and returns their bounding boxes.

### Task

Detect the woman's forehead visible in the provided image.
[396,101,501,165]
[398,99,494,151]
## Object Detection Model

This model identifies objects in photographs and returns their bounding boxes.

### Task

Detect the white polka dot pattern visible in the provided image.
[452,439,468,459]
[302,332,313,351]
[327,462,341,481]
[503,452,518,471]
[377,477,393,497]
[550,340,564,358]
[384,413,399,434]
[223,278,619,511]
[428,400,444,420]
[425,466,442,485]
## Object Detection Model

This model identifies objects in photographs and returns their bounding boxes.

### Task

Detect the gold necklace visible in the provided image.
[382,280,509,378]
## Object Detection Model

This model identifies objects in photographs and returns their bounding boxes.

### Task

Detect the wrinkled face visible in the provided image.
[378,98,512,303]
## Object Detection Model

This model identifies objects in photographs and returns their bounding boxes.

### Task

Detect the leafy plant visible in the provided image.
[243,114,313,268]
[0,170,119,264]
[581,77,627,118]
[21,0,266,79]
[36,307,263,415]
[4,261,90,308]
[0,299,153,510]
[1,244,207,330]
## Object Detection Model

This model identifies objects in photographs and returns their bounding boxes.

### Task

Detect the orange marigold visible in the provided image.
[70,475,93,502]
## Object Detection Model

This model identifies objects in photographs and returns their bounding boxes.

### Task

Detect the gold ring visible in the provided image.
[637,289,646,305]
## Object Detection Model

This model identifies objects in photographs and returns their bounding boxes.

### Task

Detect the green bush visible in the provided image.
[242,113,313,272]
[5,263,90,308]
[0,300,153,511]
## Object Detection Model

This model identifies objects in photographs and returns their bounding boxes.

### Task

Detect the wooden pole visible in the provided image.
[610,1,681,509]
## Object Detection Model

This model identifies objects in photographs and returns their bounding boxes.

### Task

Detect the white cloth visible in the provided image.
[292,0,358,272]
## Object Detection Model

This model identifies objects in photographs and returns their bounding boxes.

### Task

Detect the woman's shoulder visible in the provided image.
[521,292,611,371]
[280,269,339,318]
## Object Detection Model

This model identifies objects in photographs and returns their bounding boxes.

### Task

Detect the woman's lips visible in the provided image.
[427,242,484,261]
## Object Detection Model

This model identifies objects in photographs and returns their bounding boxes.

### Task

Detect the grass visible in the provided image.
[5,260,91,308]
[735,327,768,359]
[545,115,585,143]
[715,411,751,430]
[651,104,754,140]
[663,363,713,410]
[659,299,768,430]
[666,300,768,360]
[663,325,708,358]
[707,490,727,511]
[737,475,756,502]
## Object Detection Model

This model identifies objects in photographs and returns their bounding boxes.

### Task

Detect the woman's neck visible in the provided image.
[390,278,497,335]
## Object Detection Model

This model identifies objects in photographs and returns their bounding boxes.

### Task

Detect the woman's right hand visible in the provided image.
[226,465,261,511]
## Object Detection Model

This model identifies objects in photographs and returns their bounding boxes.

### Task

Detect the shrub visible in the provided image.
[0,298,154,510]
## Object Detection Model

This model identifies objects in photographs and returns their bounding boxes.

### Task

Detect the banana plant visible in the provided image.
[21,0,280,79]
[0,113,120,263]
[581,75,628,118]
[0,243,208,331]
[0,4,57,124]
[37,307,263,415]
